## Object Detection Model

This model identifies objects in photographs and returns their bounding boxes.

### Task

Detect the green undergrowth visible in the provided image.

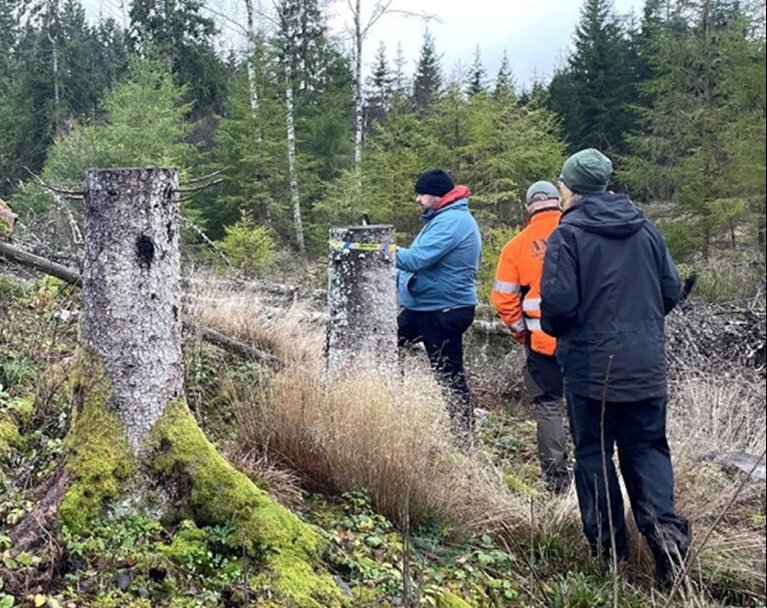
[1,272,765,607]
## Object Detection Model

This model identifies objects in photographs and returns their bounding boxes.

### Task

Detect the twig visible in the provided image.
[661,445,767,608]
[23,167,83,197]
[400,489,412,607]
[182,169,226,185]
[177,178,224,193]
[495,527,548,607]
[599,353,619,608]
[182,217,233,269]
[23,167,84,243]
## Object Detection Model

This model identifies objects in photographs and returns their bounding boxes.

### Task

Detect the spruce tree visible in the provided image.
[365,41,394,125]
[128,0,227,118]
[412,30,442,113]
[493,49,516,101]
[467,46,486,96]
[622,0,765,259]
[546,0,639,154]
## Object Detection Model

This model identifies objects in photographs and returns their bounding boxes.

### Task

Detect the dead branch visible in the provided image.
[0,240,82,286]
[0,240,282,369]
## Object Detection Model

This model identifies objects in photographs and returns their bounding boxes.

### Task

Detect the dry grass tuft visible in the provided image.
[224,445,307,511]
[229,358,528,535]
[185,270,325,366]
[665,364,766,597]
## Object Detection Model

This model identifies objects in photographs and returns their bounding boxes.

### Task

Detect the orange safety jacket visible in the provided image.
[491,208,561,356]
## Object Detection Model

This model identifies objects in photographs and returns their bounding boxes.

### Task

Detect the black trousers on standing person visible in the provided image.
[566,392,691,584]
[397,306,475,439]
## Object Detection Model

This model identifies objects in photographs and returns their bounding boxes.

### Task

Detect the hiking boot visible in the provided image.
[545,473,572,494]
[654,548,688,591]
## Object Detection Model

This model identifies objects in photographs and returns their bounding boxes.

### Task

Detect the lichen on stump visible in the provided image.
[325,224,397,375]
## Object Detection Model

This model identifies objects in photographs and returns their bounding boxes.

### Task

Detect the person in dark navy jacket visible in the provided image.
[540,148,690,588]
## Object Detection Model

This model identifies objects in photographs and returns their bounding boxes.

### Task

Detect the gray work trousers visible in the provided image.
[524,349,569,482]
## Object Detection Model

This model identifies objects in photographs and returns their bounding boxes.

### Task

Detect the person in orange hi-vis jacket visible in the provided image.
[491,180,570,493]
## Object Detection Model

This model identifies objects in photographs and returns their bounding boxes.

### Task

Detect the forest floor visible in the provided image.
[0,268,765,608]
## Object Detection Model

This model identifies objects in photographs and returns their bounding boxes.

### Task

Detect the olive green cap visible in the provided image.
[559,148,613,194]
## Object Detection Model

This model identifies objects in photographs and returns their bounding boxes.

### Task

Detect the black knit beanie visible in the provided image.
[414,168,455,197]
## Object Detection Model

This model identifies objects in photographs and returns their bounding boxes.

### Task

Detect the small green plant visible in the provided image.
[216,215,276,276]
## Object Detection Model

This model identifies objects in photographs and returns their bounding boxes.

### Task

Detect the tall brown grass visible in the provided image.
[228,359,528,535]
[666,365,766,599]
[188,269,766,602]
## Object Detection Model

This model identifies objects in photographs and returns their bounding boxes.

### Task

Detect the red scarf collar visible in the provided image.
[433,185,471,211]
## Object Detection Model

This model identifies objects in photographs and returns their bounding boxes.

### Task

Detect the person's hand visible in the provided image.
[510,329,527,344]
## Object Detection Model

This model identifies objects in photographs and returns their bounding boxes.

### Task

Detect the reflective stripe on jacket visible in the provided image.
[491,209,561,355]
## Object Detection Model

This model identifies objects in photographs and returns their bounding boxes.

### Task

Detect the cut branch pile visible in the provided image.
[666,299,766,375]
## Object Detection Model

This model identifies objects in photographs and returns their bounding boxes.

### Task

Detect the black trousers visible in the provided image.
[566,392,690,566]
[397,306,475,437]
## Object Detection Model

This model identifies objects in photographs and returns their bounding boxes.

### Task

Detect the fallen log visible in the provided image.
[0,239,81,286]
[0,240,283,369]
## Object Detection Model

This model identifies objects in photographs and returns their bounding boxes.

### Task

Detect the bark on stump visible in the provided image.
[82,167,184,452]
[326,225,397,374]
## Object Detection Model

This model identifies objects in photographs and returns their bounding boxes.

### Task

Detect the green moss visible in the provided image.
[0,419,20,454]
[435,590,475,608]
[9,395,35,420]
[149,400,348,608]
[59,352,133,533]
[503,471,541,497]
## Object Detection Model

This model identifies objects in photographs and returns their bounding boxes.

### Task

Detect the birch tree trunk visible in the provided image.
[244,0,262,145]
[284,59,305,254]
[82,167,184,452]
[325,224,397,374]
[47,0,60,130]
[352,0,364,182]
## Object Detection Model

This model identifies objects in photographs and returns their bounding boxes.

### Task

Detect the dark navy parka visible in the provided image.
[540,192,680,401]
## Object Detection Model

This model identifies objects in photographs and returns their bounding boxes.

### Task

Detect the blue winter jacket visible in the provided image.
[540,192,680,401]
[396,197,481,311]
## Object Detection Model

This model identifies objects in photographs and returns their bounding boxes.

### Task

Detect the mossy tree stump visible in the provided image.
[81,168,184,452]
[326,225,397,374]
[6,169,346,607]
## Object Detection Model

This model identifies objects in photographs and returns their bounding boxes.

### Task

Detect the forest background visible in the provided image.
[0,0,765,290]
[0,0,766,606]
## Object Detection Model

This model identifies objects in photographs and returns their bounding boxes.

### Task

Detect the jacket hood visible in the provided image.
[422,185,471,220]
[561,192,644,238]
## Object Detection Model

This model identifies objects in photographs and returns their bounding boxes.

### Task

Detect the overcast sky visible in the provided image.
[85,0,643,88]
[333,0,643,88]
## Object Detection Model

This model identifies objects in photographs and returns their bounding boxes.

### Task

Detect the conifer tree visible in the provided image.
[546,0,639,154]
[128,0,227,117]
[412,30,442,113]
[493,49,516,101]
[365,41,394,125]
[467,45,486,96]
[622,0,765,259]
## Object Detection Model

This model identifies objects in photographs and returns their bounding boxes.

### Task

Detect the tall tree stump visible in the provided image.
[6,169,348,606]
[326,225,397,374]
[82,168,184,451]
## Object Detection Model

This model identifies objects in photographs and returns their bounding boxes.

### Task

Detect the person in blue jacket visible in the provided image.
[540,148,690,588]
[396,168,481,441]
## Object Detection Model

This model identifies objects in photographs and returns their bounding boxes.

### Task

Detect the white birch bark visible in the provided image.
[284,47,305,253]
[47,0,60,126]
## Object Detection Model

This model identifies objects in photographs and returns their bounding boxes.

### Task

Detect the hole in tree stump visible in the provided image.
[136,235,155,270]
